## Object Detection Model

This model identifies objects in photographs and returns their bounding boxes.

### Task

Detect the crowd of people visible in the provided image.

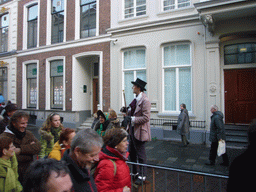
[0,78,255,191]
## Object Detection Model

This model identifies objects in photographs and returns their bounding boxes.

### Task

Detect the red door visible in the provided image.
[224,68,256,124]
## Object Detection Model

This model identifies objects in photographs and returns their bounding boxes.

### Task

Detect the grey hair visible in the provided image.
[71,129,103,154]
[211,105,218,111]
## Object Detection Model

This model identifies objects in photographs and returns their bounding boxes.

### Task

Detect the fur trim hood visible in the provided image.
[39,127,53,141]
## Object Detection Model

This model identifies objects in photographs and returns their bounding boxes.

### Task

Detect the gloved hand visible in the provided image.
[121,116,131,128]
[120,106,128,113]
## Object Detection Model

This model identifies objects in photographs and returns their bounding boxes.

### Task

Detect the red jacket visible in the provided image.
[94,146,131,192]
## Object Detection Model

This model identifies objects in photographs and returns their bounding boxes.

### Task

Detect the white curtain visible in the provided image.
[164,68,176,111]
[179,67,191,111]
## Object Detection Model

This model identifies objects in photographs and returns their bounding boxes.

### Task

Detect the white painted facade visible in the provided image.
[109,0,256,143]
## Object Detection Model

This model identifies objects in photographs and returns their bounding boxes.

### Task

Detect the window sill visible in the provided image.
[158,111,196,118]
[118,15,149,24]
[157,6,195,17]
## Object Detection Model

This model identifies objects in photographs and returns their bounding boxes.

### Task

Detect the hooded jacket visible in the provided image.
[177,108,190,135]
[0,153,23,192]
[38,127,62,158]
[62,149,98,192]
[209,111,226,142]
[94,146,131,192]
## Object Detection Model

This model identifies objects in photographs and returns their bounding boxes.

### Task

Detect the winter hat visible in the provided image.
[4,104,18,116]
[97,110,106,121]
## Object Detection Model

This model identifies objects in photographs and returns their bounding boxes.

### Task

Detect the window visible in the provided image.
[123,48,146,104]
[163,0,190,11]
[27,64,37,108]
[163,43,191,111]
[27,4,38,48]
[50,60,63,109]
[0,67,7,100]
[80,0,96,38]
[224,43,256,65]
[124,0,146,19]
[0,14,8,52]
[51,0,64,44]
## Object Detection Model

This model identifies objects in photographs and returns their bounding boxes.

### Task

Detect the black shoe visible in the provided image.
[205,161,215,166]
[130,173,139,180]
[134,176,146,185]
[220,162,229,166]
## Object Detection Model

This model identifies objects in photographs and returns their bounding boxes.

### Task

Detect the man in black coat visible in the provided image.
[205,105,229,166]
[62,129,103,192]
[227,123,256,191]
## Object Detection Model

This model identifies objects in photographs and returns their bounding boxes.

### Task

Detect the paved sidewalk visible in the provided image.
[145,140,245,176]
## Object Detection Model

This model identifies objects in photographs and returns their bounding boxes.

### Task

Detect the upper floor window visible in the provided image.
[51,0,64,44]
[0,0,11,5]
[163,43,192,112]
[224,43,256,65]
[80,0,96,38]
[163,0,190,11]
[27,4,38,48]
[0,14,8,52]
[27,64,37,108]
[124,0,146,19]
[123,48,147,104]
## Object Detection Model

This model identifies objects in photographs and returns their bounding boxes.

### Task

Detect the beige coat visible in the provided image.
[129,92,151,142]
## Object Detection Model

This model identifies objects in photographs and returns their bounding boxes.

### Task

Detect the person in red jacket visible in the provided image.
[94,128,131,192]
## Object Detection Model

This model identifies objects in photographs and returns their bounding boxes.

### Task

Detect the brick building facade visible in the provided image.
[16,0,111,128]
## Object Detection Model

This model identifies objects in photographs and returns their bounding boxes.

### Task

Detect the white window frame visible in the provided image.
[75,0,99,40]
[46,0,67,45]
[162,0,191,11]
[122,47,147,106]
[45,56,66,110]
[123,0,146,19]
[23,1,39,50]
[162,42,192,113]
[22,60,39,109]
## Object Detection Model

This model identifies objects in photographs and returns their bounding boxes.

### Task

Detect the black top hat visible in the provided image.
[131,78,147,91]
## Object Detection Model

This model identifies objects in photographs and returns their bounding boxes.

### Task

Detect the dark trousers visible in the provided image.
[209,142,229,164]
[181,135,189,146]
[129,133,147,176]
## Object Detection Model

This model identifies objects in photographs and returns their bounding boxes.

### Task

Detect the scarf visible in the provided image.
[96,124,105,137]
[51,127,62,143]
[8,124,26,140]
[129,98,137,116]
[0,155,22,192]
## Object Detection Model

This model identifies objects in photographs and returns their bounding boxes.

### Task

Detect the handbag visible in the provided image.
[217,140,226,156]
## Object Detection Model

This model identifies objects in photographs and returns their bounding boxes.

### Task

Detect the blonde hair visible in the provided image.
[108,109,117,119]
[41,113,64,132]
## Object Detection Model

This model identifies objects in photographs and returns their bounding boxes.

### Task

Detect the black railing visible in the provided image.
[128,161,228,192]
[150,118,206,129]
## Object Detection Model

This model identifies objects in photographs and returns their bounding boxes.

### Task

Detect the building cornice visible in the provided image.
[107,14,200,35]
[17,34,111,57]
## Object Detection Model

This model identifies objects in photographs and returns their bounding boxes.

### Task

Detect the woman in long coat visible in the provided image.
[177,103,190,147]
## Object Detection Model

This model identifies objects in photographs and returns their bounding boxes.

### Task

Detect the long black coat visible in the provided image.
[177,109,190,135]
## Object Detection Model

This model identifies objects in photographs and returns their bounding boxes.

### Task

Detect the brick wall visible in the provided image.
[17,42,110,111]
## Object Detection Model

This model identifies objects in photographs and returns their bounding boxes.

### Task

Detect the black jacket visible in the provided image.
[62,149,98,192]
[209,111,226,142]
[227,147,256,191]
[0,116,9,134]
